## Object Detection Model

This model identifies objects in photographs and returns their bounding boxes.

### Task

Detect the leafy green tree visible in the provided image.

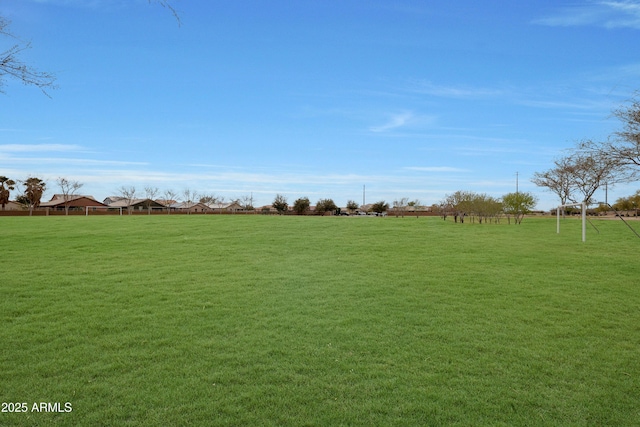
[502,192,537,224]
[346,200,359,215]
[466,193,502,224]
[0,176,16,210]
[21,177,46,216]
[370,200,389,215]
[613,190,640,215]
[315,198,338,215]
[293,197,310,215]
[442,190,475,223]
[272,194,288,215]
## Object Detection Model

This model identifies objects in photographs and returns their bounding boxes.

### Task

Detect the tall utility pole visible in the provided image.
[363,185,366,206]
[516,171,519,195]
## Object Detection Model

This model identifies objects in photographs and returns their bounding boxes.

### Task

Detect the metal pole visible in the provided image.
[582,202,586,242]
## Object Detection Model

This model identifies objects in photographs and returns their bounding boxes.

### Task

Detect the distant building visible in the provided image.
[170,201,211,213]
[40,194,107,212]
[105,197,166,212]
[1,200,24,211]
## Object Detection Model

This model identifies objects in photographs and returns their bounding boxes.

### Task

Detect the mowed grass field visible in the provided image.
[1,215,639,426]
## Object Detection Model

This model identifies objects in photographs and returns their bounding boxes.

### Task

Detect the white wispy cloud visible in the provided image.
[28,0,113,7]
[0,144,83,152]
[404,166,470,173]
[534,1,640,29]
[4,157,148,167]
[407,80,504,99]
[369,112,414,132]
[368,111,438,133]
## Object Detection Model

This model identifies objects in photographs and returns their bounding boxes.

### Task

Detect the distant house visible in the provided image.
[1,200,24,211]
[210,200,246,213]
[156,199,177,207]
[105,197,166,213]
[170,201,211,213]
[40,194,107,212]
[103,196,125,205]
[259,205,278,214]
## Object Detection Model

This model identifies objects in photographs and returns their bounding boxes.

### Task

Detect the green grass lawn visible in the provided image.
[1,215,639,426]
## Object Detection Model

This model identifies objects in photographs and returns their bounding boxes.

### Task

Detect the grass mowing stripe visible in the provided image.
[1,215,639,426]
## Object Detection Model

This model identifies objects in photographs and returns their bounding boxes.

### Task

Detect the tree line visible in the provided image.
[3,172,638,221]
[437,191,537,225]
[270,191,538,223]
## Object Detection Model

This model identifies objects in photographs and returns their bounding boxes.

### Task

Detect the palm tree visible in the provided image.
[22,177,46,216]
[0,176,16,210]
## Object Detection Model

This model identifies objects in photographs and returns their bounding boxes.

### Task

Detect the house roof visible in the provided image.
[205,201,244,209]
[40,195,106,207]
[107,198,166,208]
[48,194,97,202]
[170,201,210,209]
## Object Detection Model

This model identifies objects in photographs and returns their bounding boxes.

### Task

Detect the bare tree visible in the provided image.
[582,95,640,173]
[1,2,178,96]
[532,156,574,208]
[119,186,137,215]
[0,17,56,96]
[198,194,217,214]
[213,196,227,214]
[575,94,640,186]
[144,186,159,215]
[393,197,409,218]
[240,194,255,211]
[565,148,619,205]
[57,177,83,215]
[182,188,198,214]
[150,0,181,25]
[199,194,215,205]
[407,199,421,218]
[162,189,178,214]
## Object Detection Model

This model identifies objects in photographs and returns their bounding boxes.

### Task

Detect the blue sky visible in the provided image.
[2,0,640,209]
